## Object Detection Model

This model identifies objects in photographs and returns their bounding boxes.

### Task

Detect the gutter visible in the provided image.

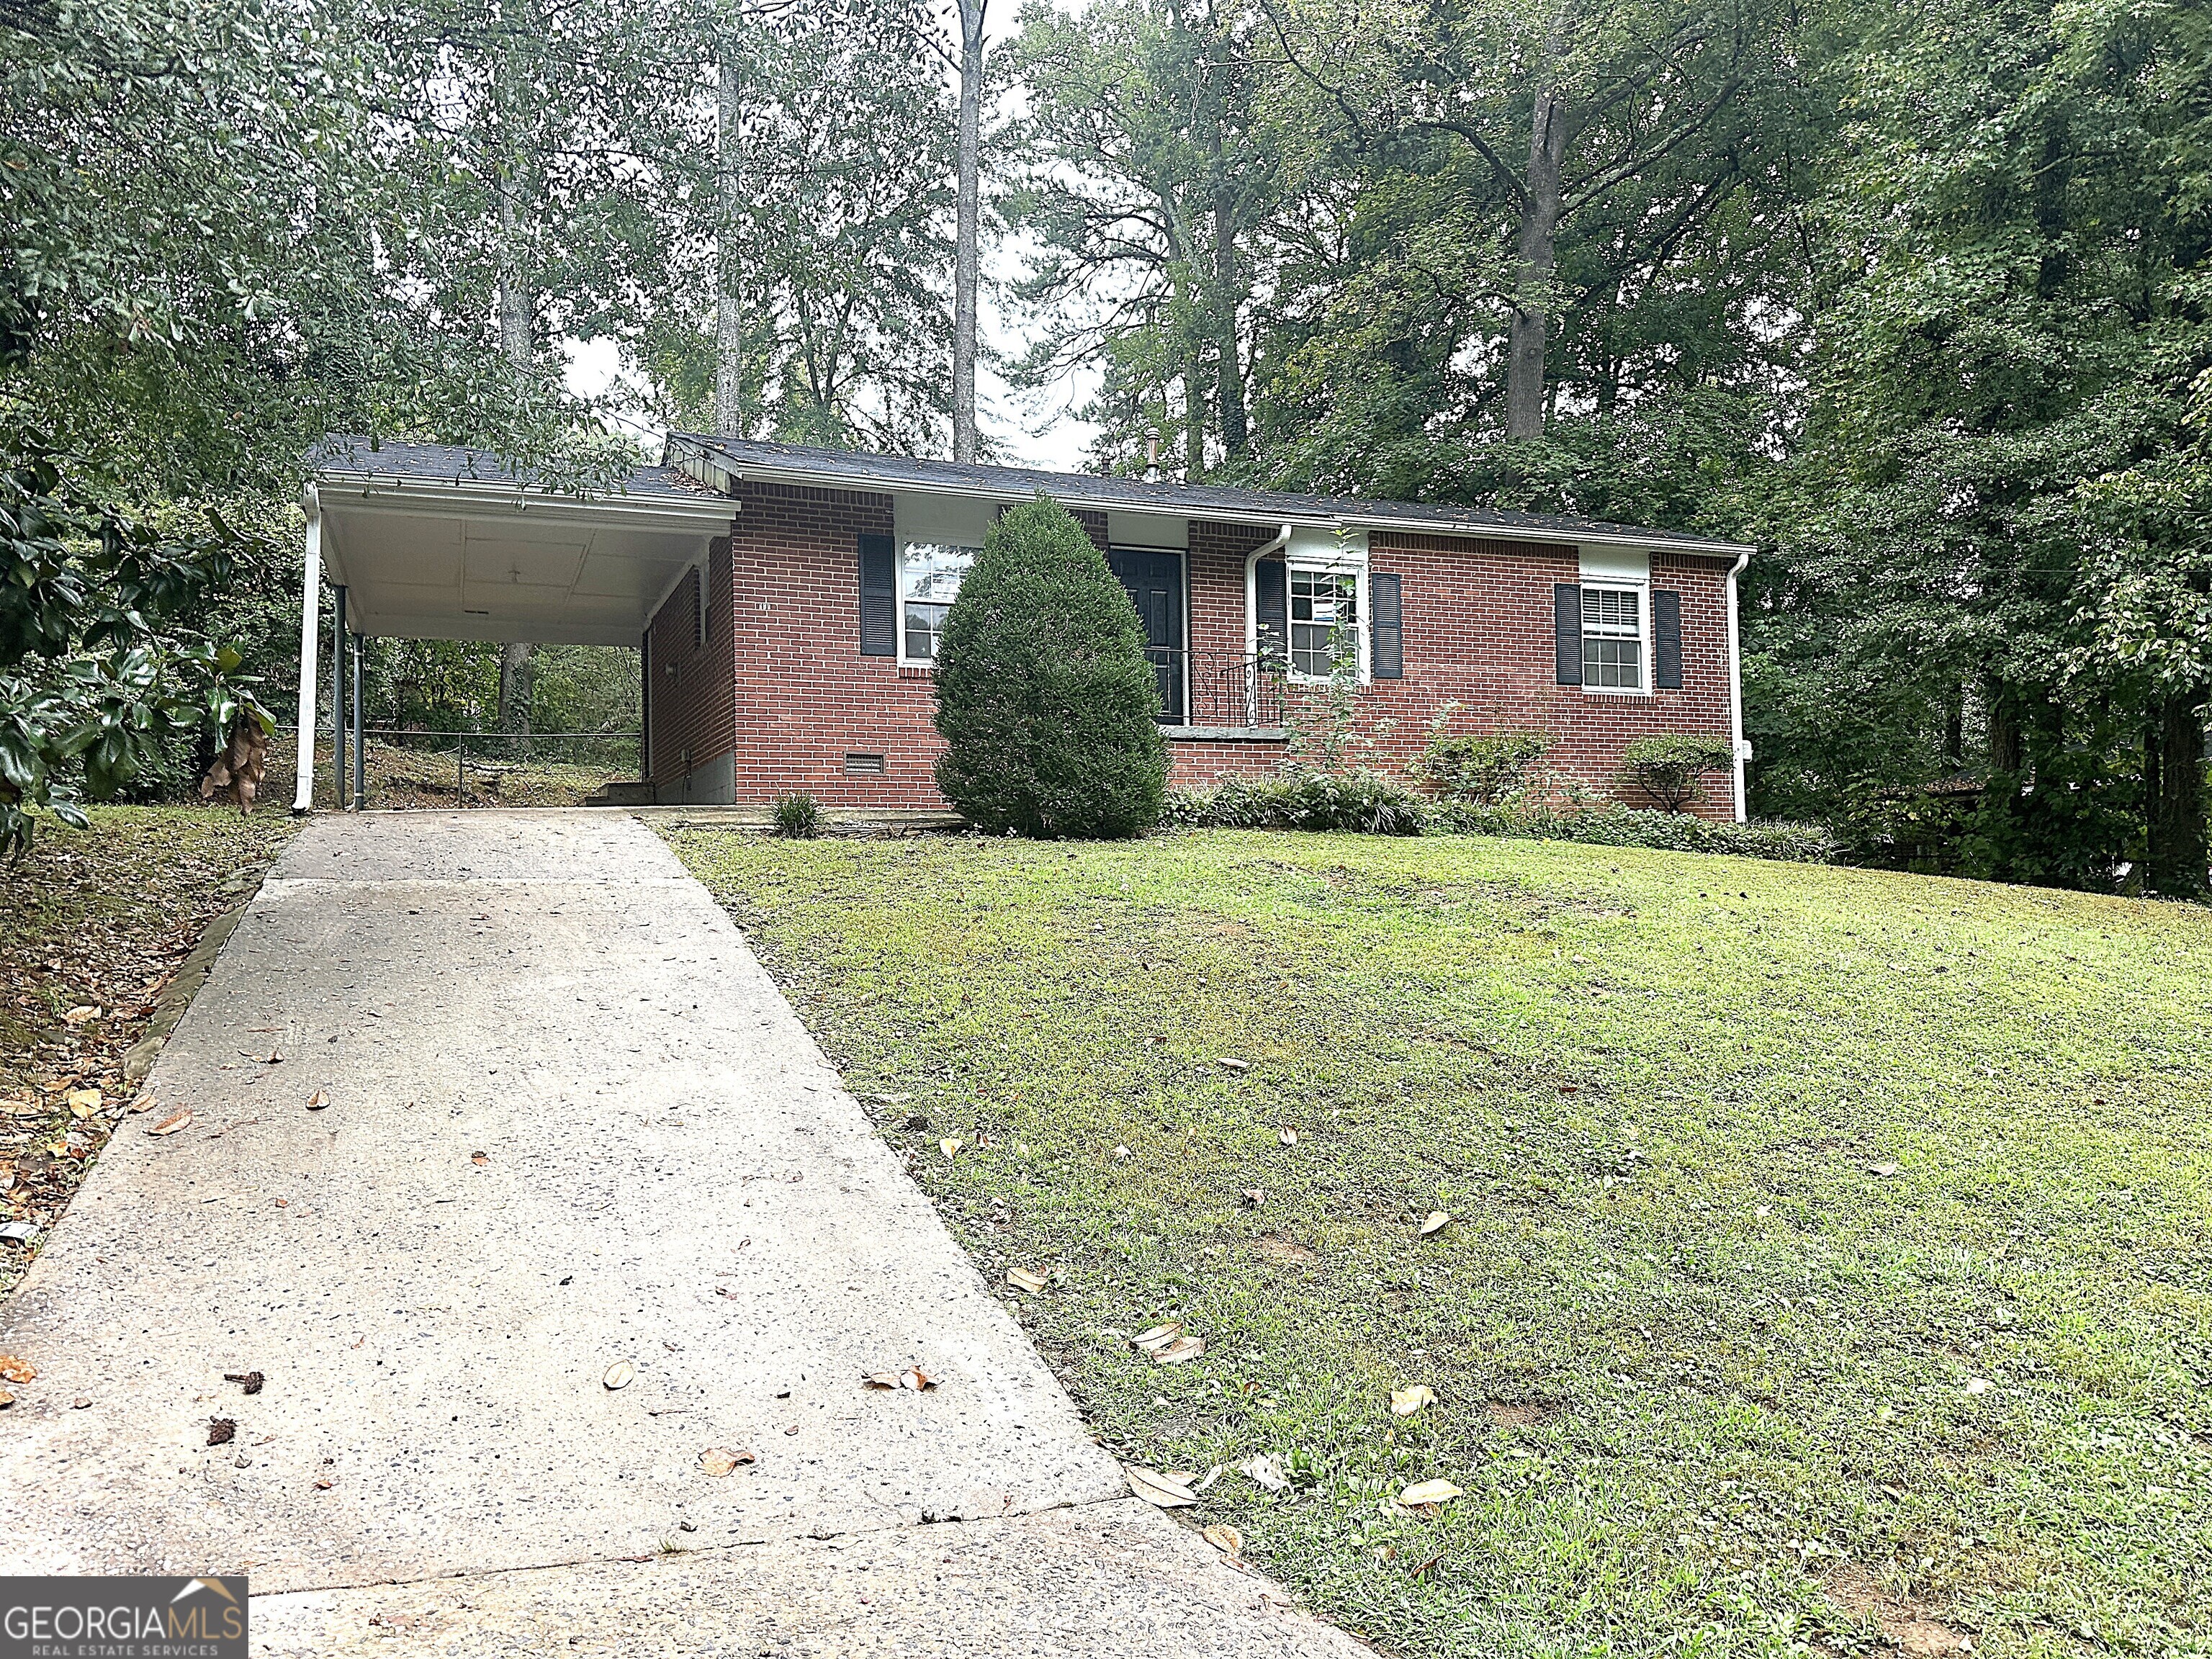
[313,472,739,529]
[1726,549,1752,824]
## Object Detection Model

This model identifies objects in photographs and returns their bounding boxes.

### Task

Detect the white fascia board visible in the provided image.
[313,473,739,533]
[1338,513,1753,558]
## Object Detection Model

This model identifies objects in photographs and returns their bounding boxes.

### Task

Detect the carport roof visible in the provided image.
[308,436,737,647]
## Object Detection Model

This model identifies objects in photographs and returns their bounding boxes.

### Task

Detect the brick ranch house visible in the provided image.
[295,436,1755,819]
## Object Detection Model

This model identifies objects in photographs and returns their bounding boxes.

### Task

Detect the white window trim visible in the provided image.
[1246,528,1371,686]
[895,539,977,667]
[1578,580,1652,696]
[1284,561,1370,685]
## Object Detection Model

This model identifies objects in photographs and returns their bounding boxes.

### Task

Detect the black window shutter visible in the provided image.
[1254,559,1287,659]
[858,534,896,657]
[1370,570,1403,678]
[1554,583,1583,685]
[1653,588,1683,688]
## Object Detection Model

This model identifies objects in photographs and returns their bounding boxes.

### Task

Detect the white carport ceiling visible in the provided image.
[315,477,737,647]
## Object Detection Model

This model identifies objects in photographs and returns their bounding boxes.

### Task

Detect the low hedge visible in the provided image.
[1434,801,1835,863]
[1161,773,1833,864]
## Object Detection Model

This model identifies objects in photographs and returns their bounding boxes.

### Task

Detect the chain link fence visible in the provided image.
[264,727,643,809]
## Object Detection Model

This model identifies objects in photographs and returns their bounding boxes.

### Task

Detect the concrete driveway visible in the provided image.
[0,812,1364,1656]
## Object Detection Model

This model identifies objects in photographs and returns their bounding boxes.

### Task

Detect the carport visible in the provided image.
[293,439,738,811]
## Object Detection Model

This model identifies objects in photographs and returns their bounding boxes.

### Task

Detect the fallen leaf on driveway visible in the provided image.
[0,1356,35,1383]
[1398,1478,1463,1507]
[1125,1466,1197,1507]
[314,1475,334,1490]
[900,1367,936,1391]
[1151,1335,1206,1364]
[1419,1210,1451,1237]
[697,1447,756,1477]
[128,1095,158,1114]
[146,1110,193,1137]
[224,1371,265,1395]
[863,1372,900,1389]
[207,1419,236,1447]
[1277,1127,1298,1147]
[602,1362,636,1390]
[1130,1323,1182,1354]
[305,1092,329,1112]
[1390,1385,1437,1417]
[1006,1266,1048,1294]
[1202,1524,1243,1555]
[471,1151,489,1166]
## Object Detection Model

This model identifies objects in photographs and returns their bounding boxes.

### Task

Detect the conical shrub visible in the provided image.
[932,495,1166,838]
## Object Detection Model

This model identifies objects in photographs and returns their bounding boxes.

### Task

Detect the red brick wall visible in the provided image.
[726,482,948,808]
[1175,520,1739,817]
[645,534,737,792]
[1341,531,1740,817]
[662,490,1741,819]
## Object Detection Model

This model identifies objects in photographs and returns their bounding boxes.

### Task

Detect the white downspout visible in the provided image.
[1243,523,1293,727]
[1242,523,1293,659]
[1726,548,1751,824]
[292,485,323,814]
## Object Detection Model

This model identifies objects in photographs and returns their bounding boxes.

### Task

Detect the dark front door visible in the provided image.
[1107,546,1186,722]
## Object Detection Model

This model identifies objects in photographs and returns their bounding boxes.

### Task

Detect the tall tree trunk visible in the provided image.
[1211,194,1249,459]
[2146,691,2206,896]
[496,156,536,724]
[496,173,532,369]
[1506,19,1570,441]
[952,0,986,463]
[715,45,746,438]
[498,640,534,737]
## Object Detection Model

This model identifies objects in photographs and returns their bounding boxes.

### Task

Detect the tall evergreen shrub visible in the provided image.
[932,495,1166,837]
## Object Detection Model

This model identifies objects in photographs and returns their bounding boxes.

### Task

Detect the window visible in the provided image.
[1582,586,1643,690]
[1289,565,1359,678]
[899,541,976,662]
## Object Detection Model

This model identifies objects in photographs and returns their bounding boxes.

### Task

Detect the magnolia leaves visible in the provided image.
[1005,1265,1048,1294]
[1131,1323,1204,1364]
[1398,1478,1463,1508]
[1125,1465,1198,1508]
[1390,1384,1436,1418]
[145,1109,193,1137]
[697,1446,757,1478]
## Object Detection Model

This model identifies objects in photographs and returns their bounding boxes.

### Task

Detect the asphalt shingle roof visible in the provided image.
[669,433,1750,555]
[312,436,727,503]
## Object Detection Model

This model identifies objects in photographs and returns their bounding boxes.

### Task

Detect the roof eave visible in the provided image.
[672,438,1752,559]
[313,467,739,528]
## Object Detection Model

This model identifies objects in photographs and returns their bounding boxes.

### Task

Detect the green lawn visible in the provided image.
[667,827,2212,1659]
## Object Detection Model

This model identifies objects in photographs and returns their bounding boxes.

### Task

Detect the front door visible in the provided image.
[1107,546,1186,722]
